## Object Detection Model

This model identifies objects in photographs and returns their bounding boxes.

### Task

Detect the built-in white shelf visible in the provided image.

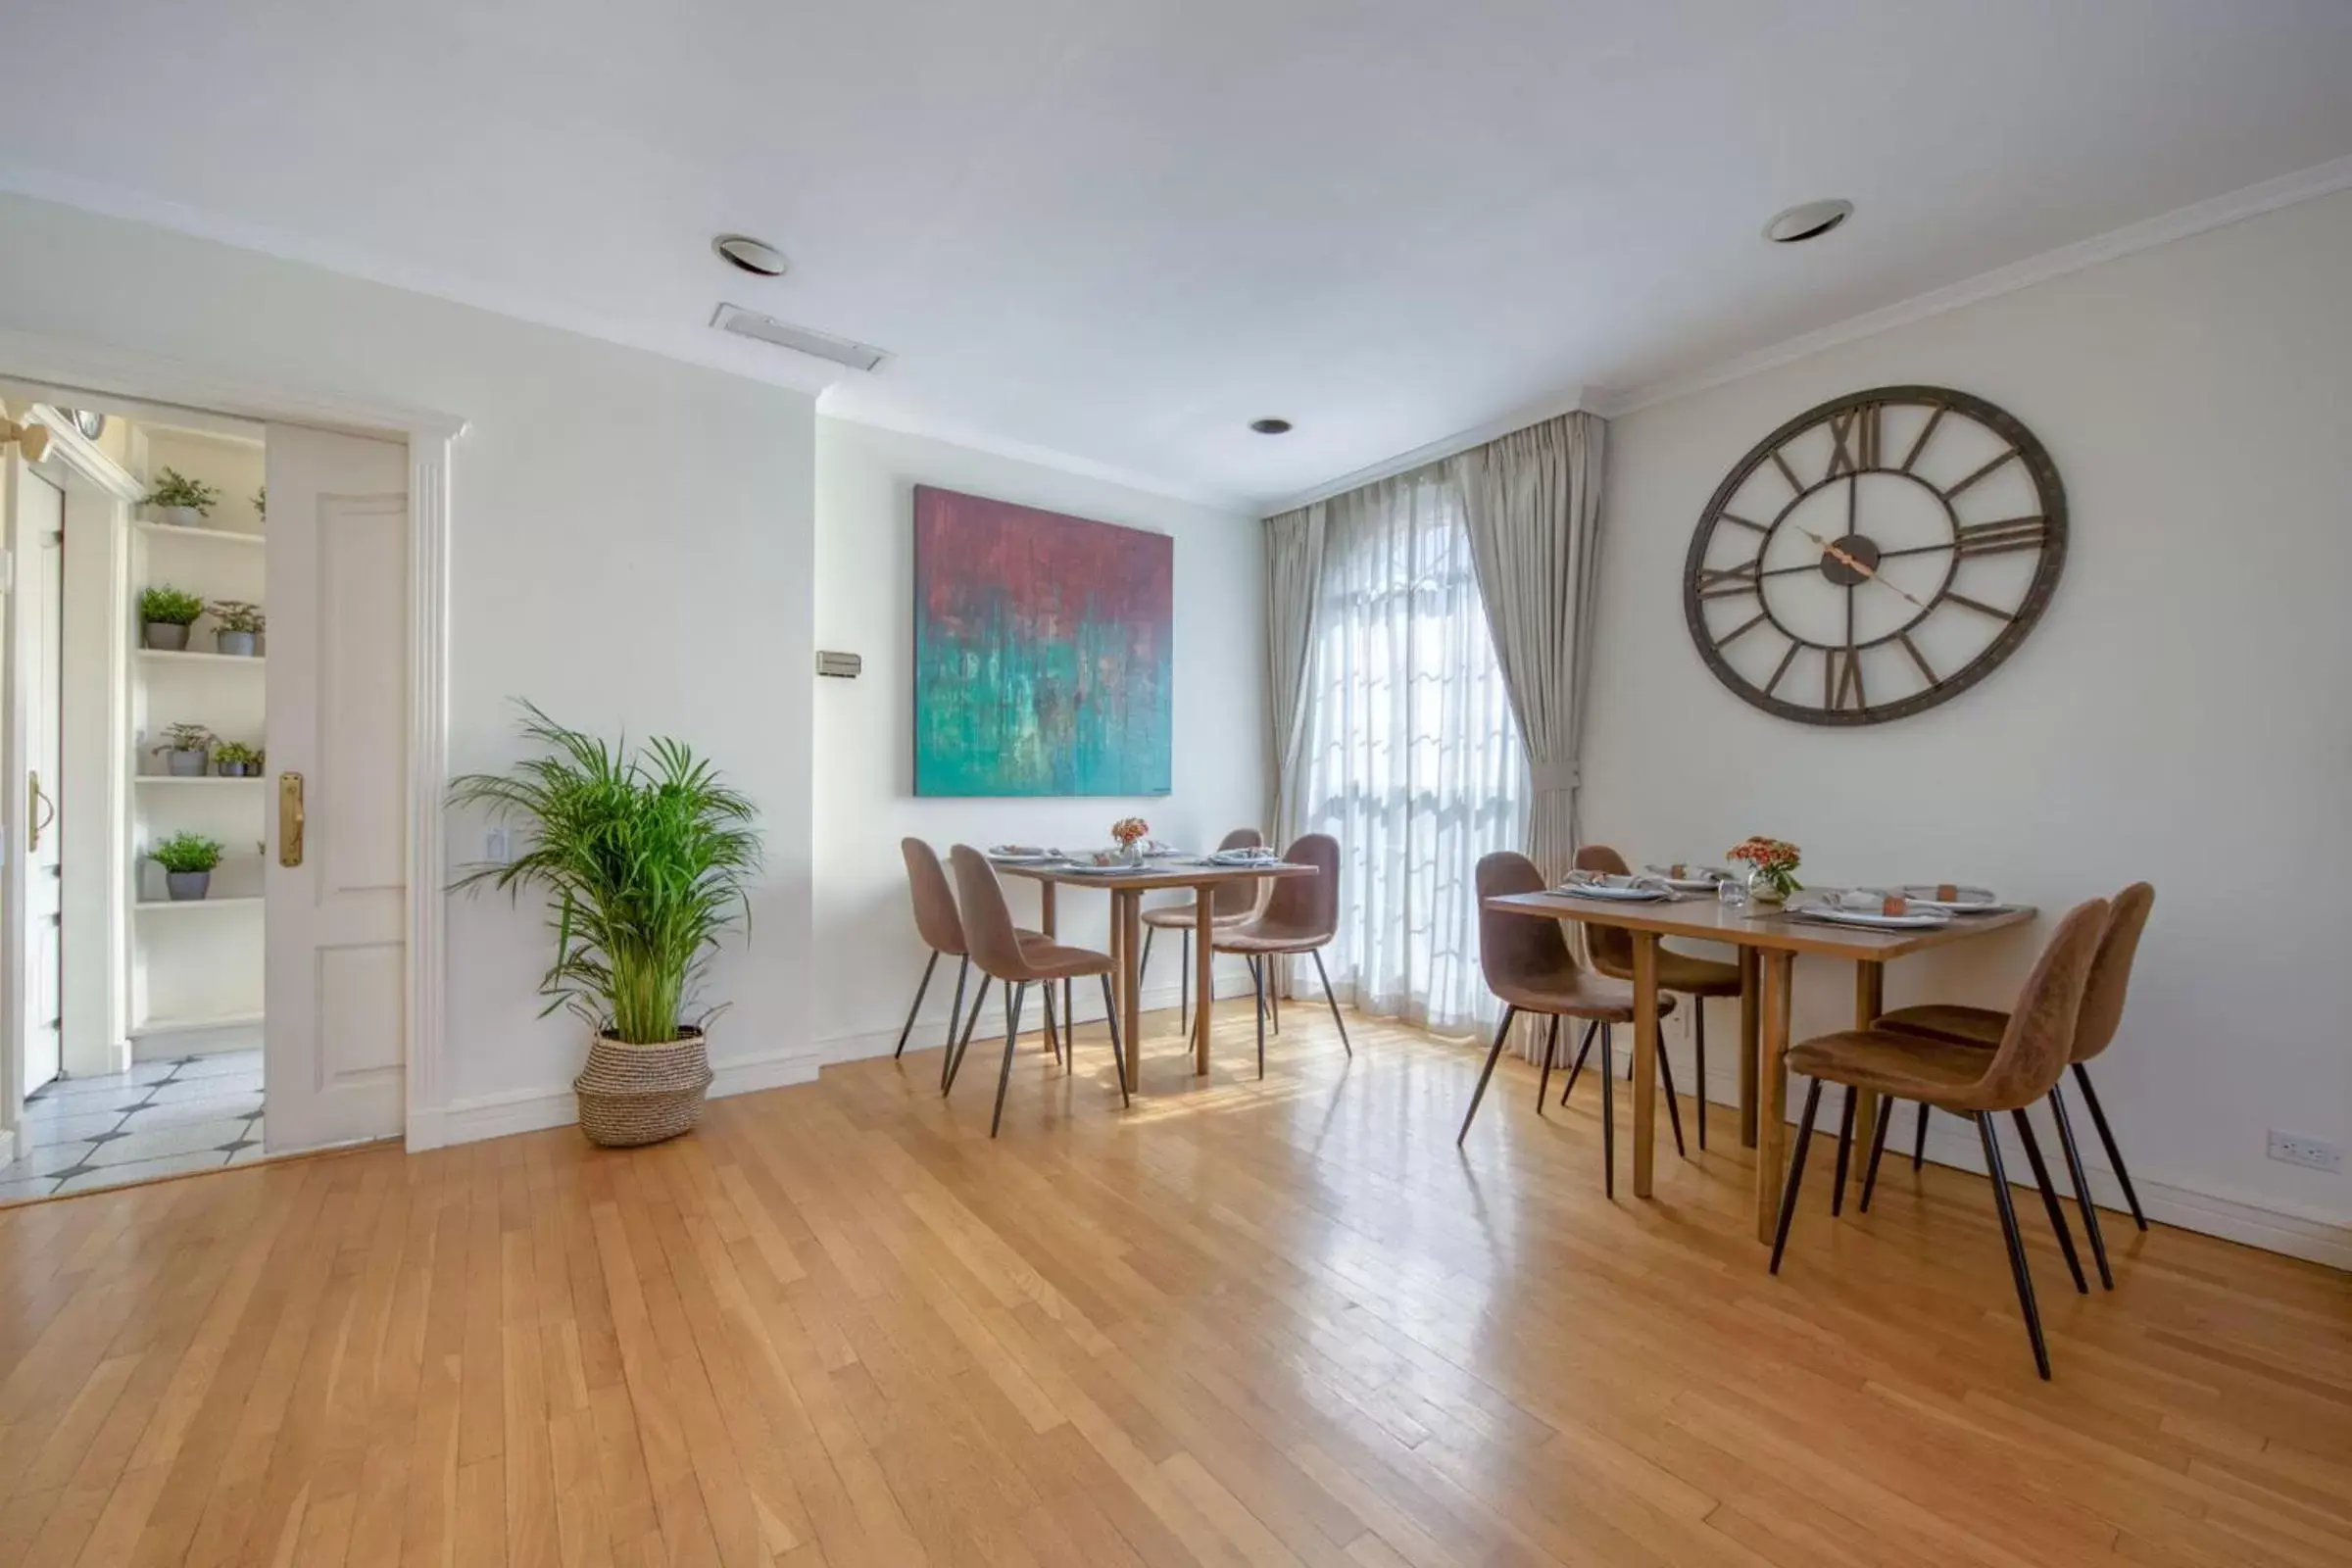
[134,896,264,913]
[128,1010,265,1040]
[134,520,267,549]
[133,774,266,787]
[137,649,266,666]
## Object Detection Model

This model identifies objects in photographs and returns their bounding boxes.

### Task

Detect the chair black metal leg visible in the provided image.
[1859,1095,1894,1212]
[1100,975,1130,1108]
[2072,1064,2146,1231]
[1179,929,1191,1037]
[1599,1025,1616,1199]
[944,975,992,1093]
[1139,925,1154,987]
[990,984,1028,1138]
[1560,1021,1597,1104]
[1455,1006,1518,1146]
[1250,955,1266,1079]
[1655,1035,1687,1158]
[1535,1015,1561,1115]
[1270,973,1280,1034]
[894,951,940,1058]
[1913,1101,1931,1170]
[1693,998,1708,1151]
[1979,1112,2051,1379]
[1831,1085,1858,1217]
[1309,951,1350,1056]
[1771,1078,1825,1273]
[1040,981,1061,1064]
[2047,1086,2112,1290]
[2012,1107,2088,1296]
[942,956,971,1062]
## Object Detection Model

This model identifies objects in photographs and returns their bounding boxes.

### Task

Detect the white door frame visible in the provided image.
[0,326,464,1154]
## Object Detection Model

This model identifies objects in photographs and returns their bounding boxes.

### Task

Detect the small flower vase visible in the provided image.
[1118,839,1146,866]
[1745,866,1788,905]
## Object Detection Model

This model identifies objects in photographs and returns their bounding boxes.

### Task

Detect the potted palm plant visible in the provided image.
[140,584,206,651]
[141,467,220,527]
[451,703,760,1148]
[150,831,224,901]
[210,600,266,657]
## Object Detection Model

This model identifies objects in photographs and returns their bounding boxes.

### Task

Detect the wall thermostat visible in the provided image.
[815,650,862,679]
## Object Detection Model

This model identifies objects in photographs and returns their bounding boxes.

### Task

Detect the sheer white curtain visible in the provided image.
[1297,465,1528,1037]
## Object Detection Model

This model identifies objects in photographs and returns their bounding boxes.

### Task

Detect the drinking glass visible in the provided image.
[1718,875,1749,910]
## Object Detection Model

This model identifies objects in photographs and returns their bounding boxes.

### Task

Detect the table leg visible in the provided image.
[1193,889,1215,1076]
[1632,931,1660,1199]
[1039,882,1061,1056]
[1754,950,1794,1243]
[1119,890,1143,1091]
[1849,960,1886,1200]
[1739,948,1760,1149]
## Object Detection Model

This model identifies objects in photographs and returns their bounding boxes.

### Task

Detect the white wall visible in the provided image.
[0,192,818,1134]
[813,417,1267,1059]
[1588,190,2352,1256]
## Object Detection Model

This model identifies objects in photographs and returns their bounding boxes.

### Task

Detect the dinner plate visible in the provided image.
[1559,883,1671,903]
[988,851,1062,864]
[1058,862,1158,876]
[1893,884,2003,912]
[1801,906,1953,930]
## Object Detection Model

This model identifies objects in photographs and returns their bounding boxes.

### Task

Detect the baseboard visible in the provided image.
[1614,1021,2352,1272]
[405,1041,829,1152]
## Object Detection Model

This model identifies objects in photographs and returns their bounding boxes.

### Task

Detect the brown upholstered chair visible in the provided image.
[1462,852,1674,1195]
[1771,898,2111,1379]
[1569,844,1740,1152]
[897,839,1049,1087]
[943,847,1128,1136]
[1861,883,2155,1294]
[1211,834,1348,1077]
[1139,827,1266,1035]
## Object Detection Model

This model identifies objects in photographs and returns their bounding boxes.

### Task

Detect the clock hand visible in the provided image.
[1792,524,1930,610]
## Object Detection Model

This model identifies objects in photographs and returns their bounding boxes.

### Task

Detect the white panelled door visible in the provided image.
[264,424,409,1151]
[6,462,66,1098]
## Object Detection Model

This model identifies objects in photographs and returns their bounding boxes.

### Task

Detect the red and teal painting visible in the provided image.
[913,486,1173,797]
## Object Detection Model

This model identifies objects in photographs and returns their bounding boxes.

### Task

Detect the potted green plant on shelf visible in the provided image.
[213,740,264,778]
[141,467,221,527]
[450,702,761,1148]
[152,721,216,777]
[139,584,207,651]
[210,600,266,657]
[150,831,224,901]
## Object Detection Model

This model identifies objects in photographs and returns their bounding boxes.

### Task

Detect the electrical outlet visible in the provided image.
[2267,1130,2344,1174]
[485,827,513,864]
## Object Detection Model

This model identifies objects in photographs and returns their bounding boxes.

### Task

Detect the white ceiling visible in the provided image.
[4,1,2350,510]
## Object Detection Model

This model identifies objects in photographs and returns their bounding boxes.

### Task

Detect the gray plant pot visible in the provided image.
[144,622,190,652]
[164,747,207,777]
[151,505,204,528]
[215,629,257,658]
[215,760,246,778]
[166,870,212,902]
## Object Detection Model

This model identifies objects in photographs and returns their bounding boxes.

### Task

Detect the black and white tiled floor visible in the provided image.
[0,1050,266,1202]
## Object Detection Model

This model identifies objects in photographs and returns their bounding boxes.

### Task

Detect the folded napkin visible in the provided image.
[1208,848,1279,864]
[1561,869,1672,892]
[1646,863,1730,884]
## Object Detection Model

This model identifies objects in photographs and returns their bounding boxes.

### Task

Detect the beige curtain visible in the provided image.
[1451,411,1606,884]
[1262,503,1326,845]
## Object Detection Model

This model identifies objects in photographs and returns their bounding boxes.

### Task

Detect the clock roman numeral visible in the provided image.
[1941,447,2018,501]
[1954,516,2047,557]
[1715,513,1769,535]
[1898,632,1937,687]
[1944,592,2016,623]
[1898,406,1944,473]
[1826,404,1882,476]
[1825,647,1866,712]
[1716,611,1770,648]
[1697,560,1762,599]
[1763,640,1801,698]
[1768,447,1803,493]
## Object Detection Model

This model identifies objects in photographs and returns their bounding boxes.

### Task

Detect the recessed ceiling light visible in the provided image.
[712,233,789,277]
[1763,199,1854,244]
[1250,417,1294,434]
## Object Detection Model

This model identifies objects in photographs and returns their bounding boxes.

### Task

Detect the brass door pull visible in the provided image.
[279,771,305,866]
[27,770,53,854]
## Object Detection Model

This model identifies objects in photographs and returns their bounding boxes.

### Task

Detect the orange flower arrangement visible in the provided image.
[1727,835,1802,900]
[1110,816,1151,848]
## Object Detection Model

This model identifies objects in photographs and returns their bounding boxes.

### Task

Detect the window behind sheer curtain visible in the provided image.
[1298,466,1527,1036]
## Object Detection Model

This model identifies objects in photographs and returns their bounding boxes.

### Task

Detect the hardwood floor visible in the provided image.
[1,1000,2346,1566]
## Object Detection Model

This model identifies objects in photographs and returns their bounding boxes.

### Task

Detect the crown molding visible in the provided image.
[1603,150,2352,417]
[1262,383,1601,517]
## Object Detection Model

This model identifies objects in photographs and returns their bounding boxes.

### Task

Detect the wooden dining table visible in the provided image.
[1482,889,2035,1241]
[997,858,1316,1090]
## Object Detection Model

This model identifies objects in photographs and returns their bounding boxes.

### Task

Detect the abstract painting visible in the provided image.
[913,485,1173,797]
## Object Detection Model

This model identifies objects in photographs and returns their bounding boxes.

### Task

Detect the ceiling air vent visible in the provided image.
[710,303,890,372]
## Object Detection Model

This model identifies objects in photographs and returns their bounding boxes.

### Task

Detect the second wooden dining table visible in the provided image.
[998,858,1316,1090]
[1482,888,2035,1241]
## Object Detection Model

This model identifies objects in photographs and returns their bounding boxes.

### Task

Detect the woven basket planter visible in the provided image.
[573,1027,713,1148]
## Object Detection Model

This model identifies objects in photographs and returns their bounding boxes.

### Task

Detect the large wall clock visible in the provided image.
[1683,385,2065,725]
